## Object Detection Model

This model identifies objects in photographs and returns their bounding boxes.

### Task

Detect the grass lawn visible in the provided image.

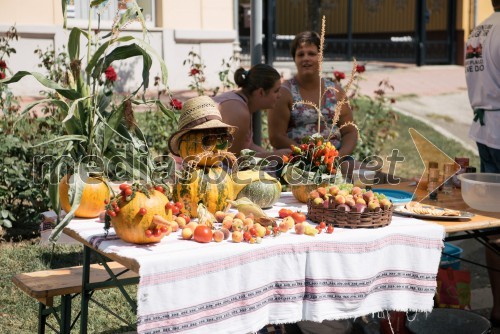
[355,109,479,179]
[0,109,479,333]
[0,242,137,333]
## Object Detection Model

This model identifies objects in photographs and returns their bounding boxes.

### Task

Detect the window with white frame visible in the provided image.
[67,0,155,26]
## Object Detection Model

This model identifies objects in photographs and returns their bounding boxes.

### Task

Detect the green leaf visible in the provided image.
[30,135,88,148]
[103,103,125,151]
[92,44,153,90]
[1,71,81,100]
[90,0,108,6]
[64,96,91,123]
[2,219,12,228]
[85,36,134,75]
[137,39,168,86]
[15,98,68,121]
[1,210,8,219]
[68,28,81,61]
[62,0,67,29]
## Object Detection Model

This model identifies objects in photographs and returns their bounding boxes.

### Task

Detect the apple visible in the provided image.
[213,229,224,242]
[335,195,346,205]
[231,231,243,243]
[181,227,193,240]
[329,185,340,196]
[294,222,305,235]
[215,211,226,223]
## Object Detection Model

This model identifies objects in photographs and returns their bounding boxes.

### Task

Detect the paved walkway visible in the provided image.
[274,61,477,154]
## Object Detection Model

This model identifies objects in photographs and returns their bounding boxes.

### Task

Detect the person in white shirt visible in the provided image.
[465,0,500,326]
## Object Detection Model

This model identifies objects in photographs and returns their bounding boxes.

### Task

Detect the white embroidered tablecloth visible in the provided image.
[65,192,445,334]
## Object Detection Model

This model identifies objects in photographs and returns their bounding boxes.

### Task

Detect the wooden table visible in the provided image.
[64,192,446,334]
[376,182,500,231]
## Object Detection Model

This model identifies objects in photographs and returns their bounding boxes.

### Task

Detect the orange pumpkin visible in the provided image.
[59,174,110,218]
[178,131,228,167]
[110,189,169,244]
[173,167,234,218]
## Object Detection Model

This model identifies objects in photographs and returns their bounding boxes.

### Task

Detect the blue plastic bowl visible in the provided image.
[371,188,414,206]
[440,242,463,270]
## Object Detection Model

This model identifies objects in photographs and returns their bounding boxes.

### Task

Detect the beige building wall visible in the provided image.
[0,0,237,94]
[0,0,63,25]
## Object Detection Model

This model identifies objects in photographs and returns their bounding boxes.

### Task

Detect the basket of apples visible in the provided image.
[307,184,393,228]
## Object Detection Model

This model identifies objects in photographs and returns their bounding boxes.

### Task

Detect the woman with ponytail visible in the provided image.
[213,64,291,159]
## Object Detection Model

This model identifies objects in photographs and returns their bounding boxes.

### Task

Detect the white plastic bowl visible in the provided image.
[458,173,500,212]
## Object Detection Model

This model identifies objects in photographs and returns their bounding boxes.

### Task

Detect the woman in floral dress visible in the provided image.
[268,31,358,162]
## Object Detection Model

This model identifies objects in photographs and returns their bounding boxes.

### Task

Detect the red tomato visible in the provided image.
[326,225,334,234]
[124,188,133,196]
[178,213,190,224]
[279,208,293,218]
[171,206,180,216]
[119,183,130,191]
[193,225,213,243]
[155,185,165,193]
[319,221,326,229]
[165,202,175,210]
[174,201,184,209]
[243,231,252,241]
[139,208,147,215]
[291,211,306,224]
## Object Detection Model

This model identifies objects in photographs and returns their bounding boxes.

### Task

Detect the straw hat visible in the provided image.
[168,95,236,156]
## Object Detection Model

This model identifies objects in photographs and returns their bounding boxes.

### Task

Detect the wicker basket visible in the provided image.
[307,198,393,229]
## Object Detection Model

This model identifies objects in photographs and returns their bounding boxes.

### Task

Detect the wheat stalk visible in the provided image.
[316,16,326,132]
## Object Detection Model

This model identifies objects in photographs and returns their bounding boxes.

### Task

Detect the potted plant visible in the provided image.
[1,0,176,242]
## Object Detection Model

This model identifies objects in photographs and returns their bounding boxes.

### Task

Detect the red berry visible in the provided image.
[104,199,109,204]
[107,210,116,217]
[165,202,175,210]
[145,229,153,237]
[114,206,120,213]
[119,183,129,191]
[326,225,334,234]
[139,208,147,215]
[160,226,169,233]
[153,228,161,237]
[124,188,133,196]
[155,185,164,193]
[174,201,184,209]
[319,221,326,229]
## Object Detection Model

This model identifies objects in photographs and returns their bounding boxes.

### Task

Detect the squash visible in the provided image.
[232,170,282,208]
[173,167,233,218]
[59,174,110,218]
[110,189,169,244]
[179,131,227,167]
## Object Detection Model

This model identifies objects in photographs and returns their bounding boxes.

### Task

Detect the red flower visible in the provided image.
[356,65,366,73]
[170,98,183,110]
[190,68,200,76]
[0,72,5,80]
[104,66,117,82]
[334,71,345,81]
[0,60,6,69]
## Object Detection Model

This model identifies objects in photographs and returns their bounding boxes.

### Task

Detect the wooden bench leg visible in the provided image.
[38,303,47,334]
[60,295,72,333]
